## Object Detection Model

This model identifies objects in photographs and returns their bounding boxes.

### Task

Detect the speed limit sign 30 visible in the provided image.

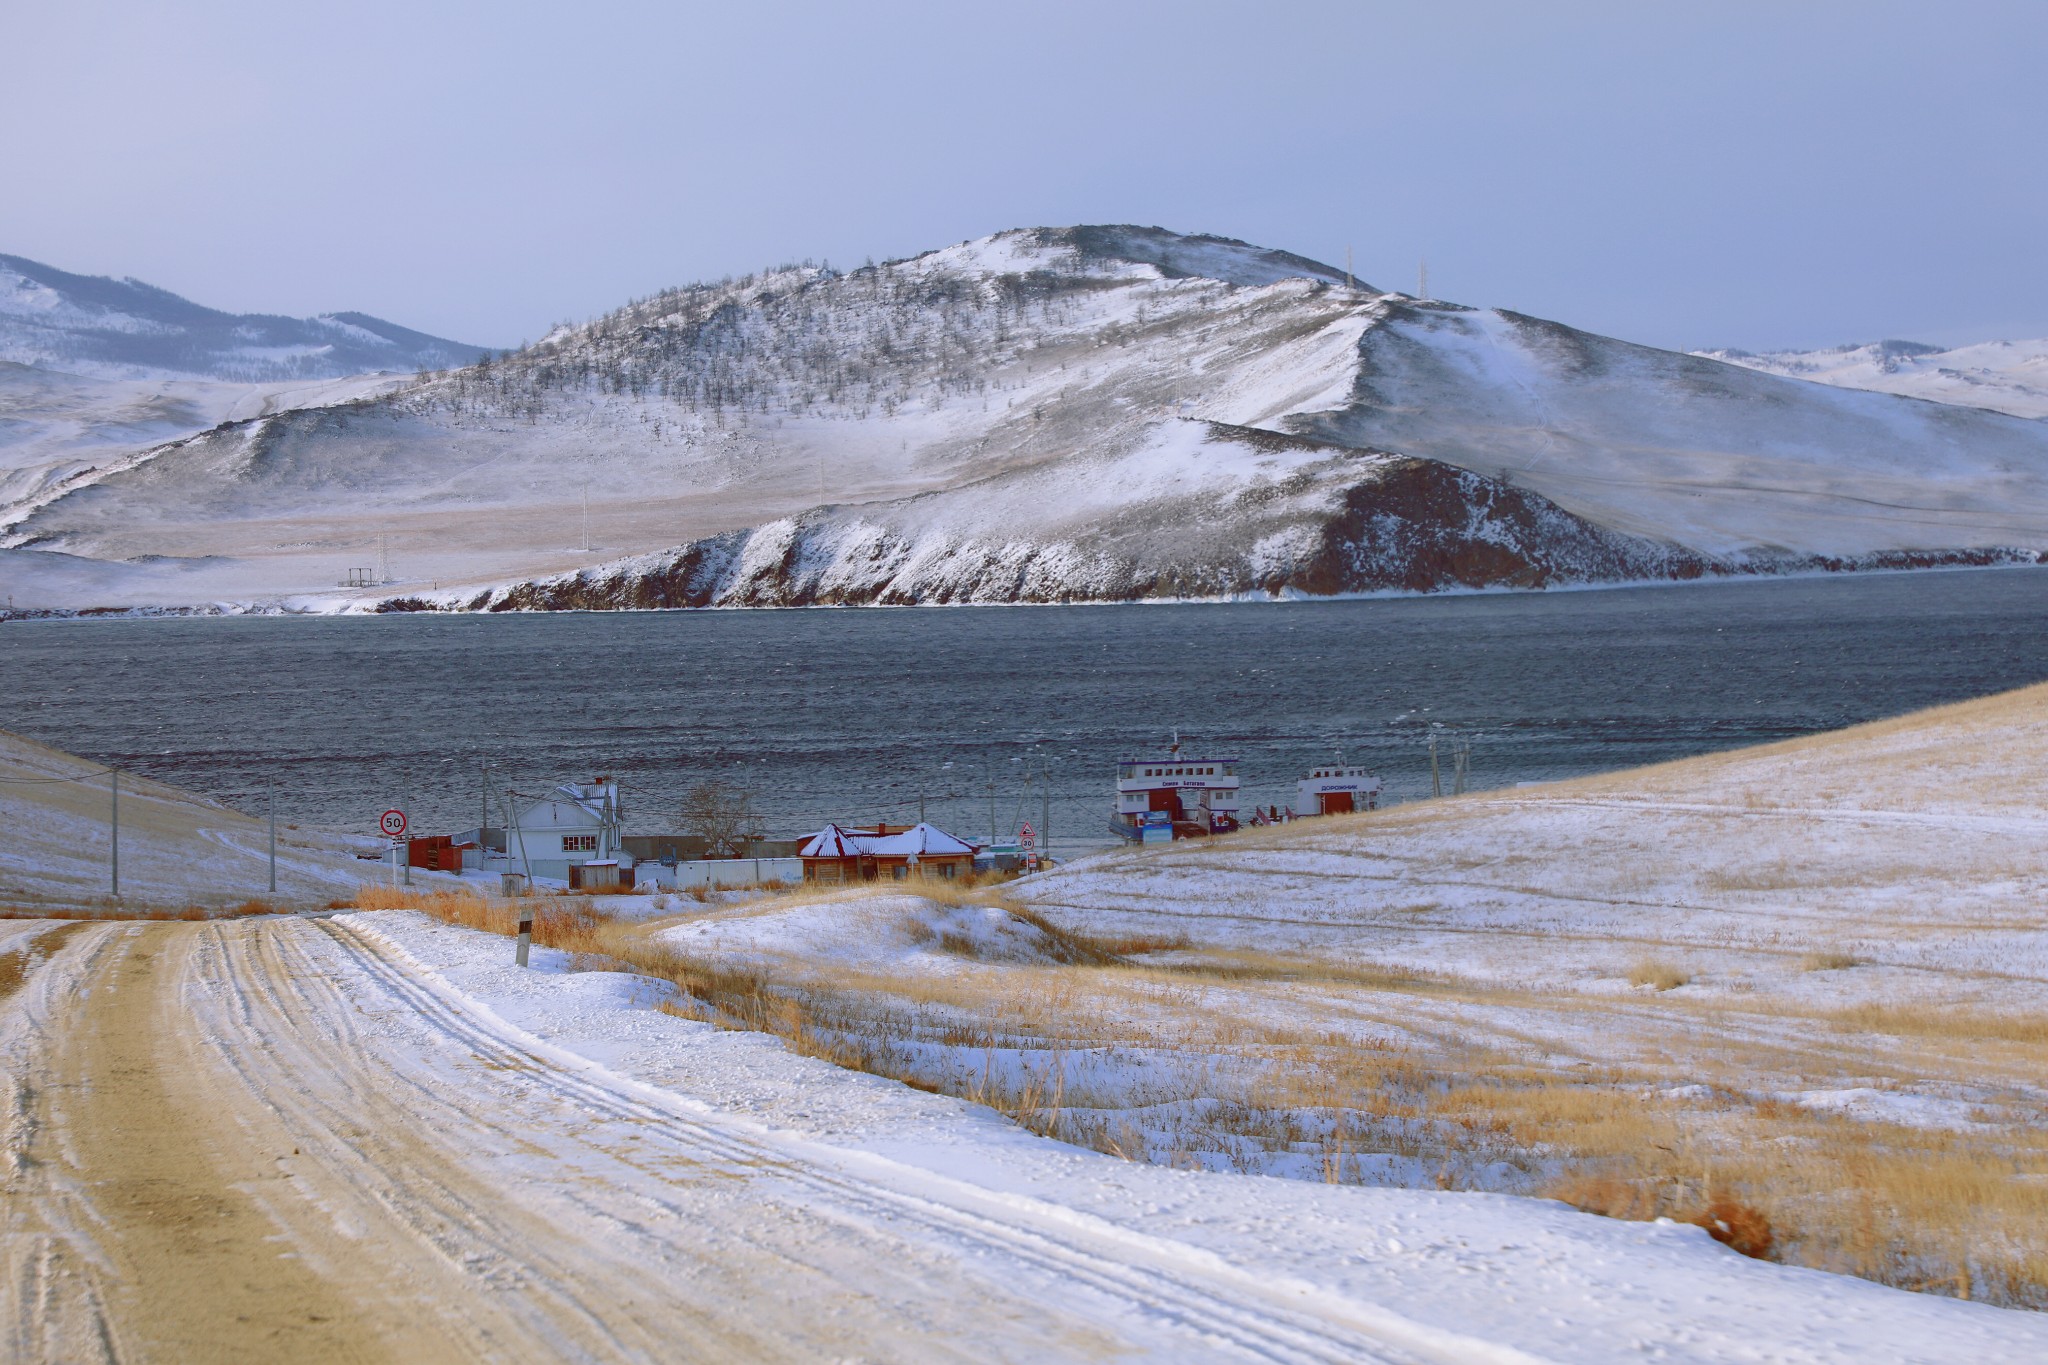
[379,809,409,838]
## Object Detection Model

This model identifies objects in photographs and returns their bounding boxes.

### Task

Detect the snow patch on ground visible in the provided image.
[343,906,2048,1360]
[654,894,1067,972]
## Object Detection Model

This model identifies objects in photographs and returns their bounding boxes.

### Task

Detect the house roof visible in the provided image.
[513,782,615,829]
[799,822,977,859]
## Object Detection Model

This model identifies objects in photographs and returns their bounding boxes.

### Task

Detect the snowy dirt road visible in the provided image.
[0,916,1466,1364]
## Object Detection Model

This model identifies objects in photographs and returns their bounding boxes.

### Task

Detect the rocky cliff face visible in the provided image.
[459,426,1716,610]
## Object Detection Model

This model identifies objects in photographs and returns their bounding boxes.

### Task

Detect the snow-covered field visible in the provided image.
[584,681,2048,1311]
[12,904,2038,1361]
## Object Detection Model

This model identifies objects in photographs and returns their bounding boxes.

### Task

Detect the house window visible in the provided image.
[939,864,957,879]
[892,865,908,880]
[563,834,597,852]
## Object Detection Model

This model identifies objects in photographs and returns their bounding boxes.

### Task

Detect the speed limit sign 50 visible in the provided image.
[379,809,409,838]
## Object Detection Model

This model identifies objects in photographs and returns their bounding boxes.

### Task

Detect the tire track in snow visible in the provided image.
[294,915,1523,1365]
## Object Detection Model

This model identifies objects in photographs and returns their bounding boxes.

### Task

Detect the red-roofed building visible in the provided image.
[799,822,977,884]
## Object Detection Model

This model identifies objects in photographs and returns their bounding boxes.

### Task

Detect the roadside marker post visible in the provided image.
[516,916,533,967]
[378,809,408,892]
[109,767,119,899]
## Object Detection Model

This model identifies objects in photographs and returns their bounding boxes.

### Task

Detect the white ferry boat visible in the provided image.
[1295,765,1383,816]
[1111,750,1241,843]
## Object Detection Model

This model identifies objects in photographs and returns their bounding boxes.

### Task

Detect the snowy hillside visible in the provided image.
[1698,338,2048,421]
[471,423,1712,609]
[1295,306,2048,559]
[0,362,412,542]
[0,252,486,382]
[6,225,2047,611]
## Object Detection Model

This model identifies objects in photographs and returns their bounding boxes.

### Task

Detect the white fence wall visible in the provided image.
[634,857,803,891]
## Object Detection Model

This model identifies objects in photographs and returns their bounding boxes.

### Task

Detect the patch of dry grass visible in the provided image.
[352,886,608,953]
[1824,1001,2048,1045]
[0,902,279,922]
[1627,960,1691,991]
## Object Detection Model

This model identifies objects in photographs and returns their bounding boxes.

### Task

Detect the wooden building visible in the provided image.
[799,822,977,884]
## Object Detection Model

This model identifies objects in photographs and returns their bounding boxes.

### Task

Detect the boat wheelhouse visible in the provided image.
[1111,754,1241,842]
[1296,765,1382,817]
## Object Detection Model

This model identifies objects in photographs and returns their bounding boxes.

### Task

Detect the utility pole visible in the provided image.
[109,767,119,899]
[581,486,591,553]
[1418,258,1429,301]
[508,786,531,894]
[1041,767,1051,868]
[1345,245,1354,291]
[268,782,277,895]
[481,760,490,833]
[987,760,998,846]
[403,787,413,886]
[1429,730,1442,799]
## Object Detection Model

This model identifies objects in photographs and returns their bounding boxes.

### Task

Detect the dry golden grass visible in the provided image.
[352,886,609,953]
[1823,1001,2048,1045]
[654,911,2048,1308]
[0,901,279,922]
[1626,960,1691,991]
[347,844,2048,1309]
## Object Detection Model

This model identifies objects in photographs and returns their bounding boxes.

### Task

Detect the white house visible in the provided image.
[502,778,628,885]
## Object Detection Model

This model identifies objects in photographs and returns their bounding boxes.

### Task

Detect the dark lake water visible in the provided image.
[3,569,2046,855]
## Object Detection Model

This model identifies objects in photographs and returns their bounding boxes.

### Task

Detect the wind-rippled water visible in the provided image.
[3,568,2046,855]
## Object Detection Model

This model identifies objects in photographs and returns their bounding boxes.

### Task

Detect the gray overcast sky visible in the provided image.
[5,1,2042,352]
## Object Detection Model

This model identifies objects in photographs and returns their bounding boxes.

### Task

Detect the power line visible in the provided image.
[0,768,117,784]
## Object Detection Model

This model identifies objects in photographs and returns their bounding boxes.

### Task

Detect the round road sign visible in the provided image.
[379,808,408,838]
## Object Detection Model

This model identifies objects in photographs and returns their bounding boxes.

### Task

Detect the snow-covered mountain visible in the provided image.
[1697,338,2048,421]
[0,252,486,382]
[5,225,2046,612]
[467,423,1715,610]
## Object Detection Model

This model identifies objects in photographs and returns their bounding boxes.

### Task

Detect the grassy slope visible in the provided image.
[451,684,2048,1306]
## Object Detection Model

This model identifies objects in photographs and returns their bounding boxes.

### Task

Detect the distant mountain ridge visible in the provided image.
[0,252,487,382]
[1696,337,2048,420]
